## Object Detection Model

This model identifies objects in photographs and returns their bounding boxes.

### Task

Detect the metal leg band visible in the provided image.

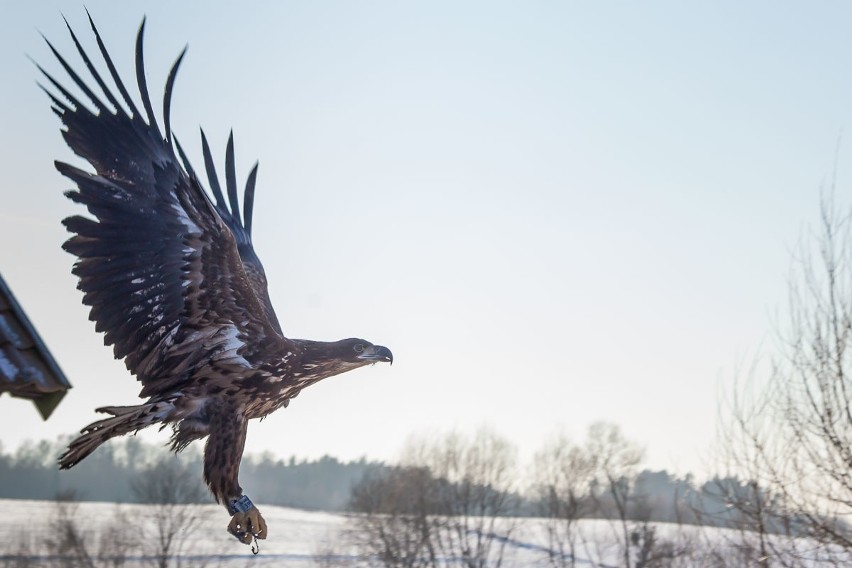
[227,494,254,515]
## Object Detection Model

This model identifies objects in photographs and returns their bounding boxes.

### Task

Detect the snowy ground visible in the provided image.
[0,499,846,566]
[0,499,349,566]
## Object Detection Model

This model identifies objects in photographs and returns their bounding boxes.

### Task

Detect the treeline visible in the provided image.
[0,436,383,511]
[0,432,786,532]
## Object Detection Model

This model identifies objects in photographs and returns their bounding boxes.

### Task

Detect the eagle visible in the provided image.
[38,15,393,546]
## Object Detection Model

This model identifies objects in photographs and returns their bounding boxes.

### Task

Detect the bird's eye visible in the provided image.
[354,344,364,353]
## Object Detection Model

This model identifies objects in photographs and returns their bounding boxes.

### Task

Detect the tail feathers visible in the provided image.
[59,403,170,469]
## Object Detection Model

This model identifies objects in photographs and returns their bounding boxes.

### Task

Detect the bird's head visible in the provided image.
[340,338,394,366]
[295,338,393,379]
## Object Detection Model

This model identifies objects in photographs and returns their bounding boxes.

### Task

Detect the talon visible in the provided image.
[228,505,267,544]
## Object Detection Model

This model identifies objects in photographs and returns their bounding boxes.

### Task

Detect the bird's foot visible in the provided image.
[227,495,267,548]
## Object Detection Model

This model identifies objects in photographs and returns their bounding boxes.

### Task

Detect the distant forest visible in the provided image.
[0,435,767,529]
[0,436,382,511]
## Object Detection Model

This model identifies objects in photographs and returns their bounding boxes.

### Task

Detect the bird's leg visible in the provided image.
[226,494,268,544]
[203,405,267,544]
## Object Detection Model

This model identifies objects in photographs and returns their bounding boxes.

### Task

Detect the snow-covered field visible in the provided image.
[0,499,349,566]
[0,499,845,566]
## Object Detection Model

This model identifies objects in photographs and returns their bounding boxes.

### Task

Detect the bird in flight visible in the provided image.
[37,14,393,546]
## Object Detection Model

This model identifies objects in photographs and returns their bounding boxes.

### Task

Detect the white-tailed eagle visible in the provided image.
[39,14,392,546]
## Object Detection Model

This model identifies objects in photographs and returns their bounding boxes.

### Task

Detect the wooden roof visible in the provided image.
[0,272,71,419]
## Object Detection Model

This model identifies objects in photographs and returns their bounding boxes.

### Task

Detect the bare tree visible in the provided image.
[96,505,138,568]
[530,432,595,567]
[411,428,520,568]
[349,428,520,568]
[531,423,705,567]
[130,456,211,568]
[44,495,97,568]
[585,422,645,567]
[348,465,442,567]
[718,190,852,566]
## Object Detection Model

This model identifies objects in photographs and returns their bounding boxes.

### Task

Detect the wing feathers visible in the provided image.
[86,11,141,120]
[201,135,283,334]
[41,34,108,114]
[58,161,186,372]
[35,63,91,116]
[244,162,259,235]
[134,18,161,135]
[37,82,72,116]
[173,135,203,185]
[44,15,289,391]
[62,15,123,115]
[225,131,242,224]
[163,47,187,146]
[201,128,226,209]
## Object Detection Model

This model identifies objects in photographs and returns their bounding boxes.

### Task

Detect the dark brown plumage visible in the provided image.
[39,14,392,545]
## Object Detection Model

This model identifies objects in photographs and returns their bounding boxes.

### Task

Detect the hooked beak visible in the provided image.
[357,345,393,365]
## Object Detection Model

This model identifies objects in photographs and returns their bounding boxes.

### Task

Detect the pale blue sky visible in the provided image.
[2,1,852,476]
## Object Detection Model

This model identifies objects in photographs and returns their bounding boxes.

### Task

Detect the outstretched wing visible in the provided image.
[39,16,288,397]
[193,130,283,335]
